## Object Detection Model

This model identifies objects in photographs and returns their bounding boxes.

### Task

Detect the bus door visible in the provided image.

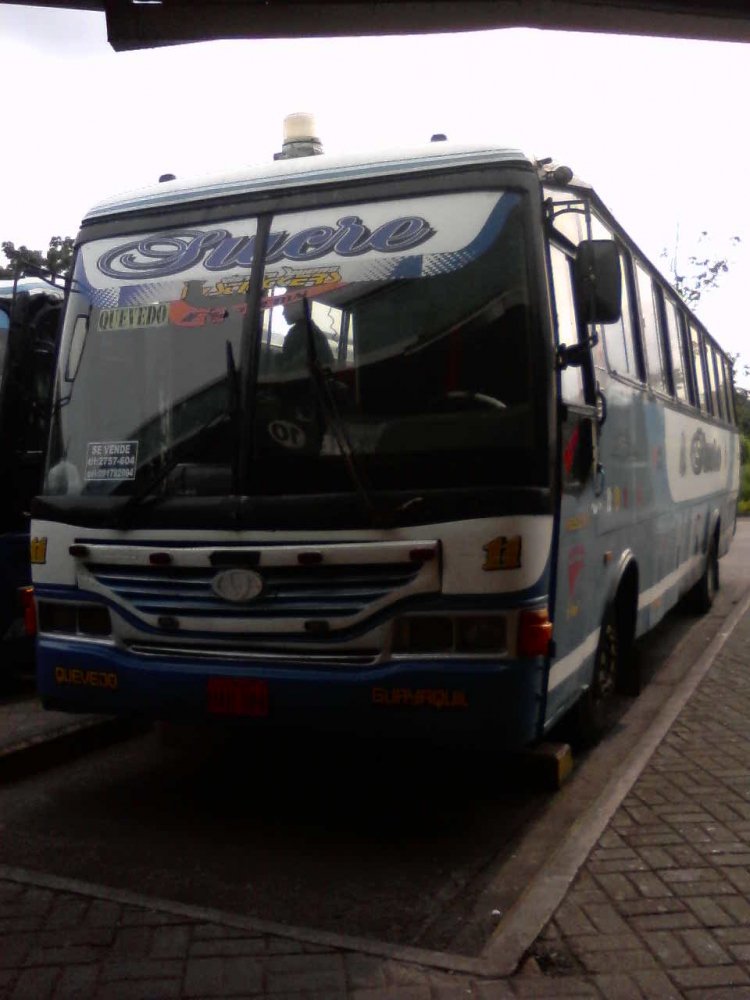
[545,239,620,726]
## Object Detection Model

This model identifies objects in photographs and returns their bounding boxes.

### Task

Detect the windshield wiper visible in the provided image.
[116,341,240,528]
[115,411,229,528]
[226,339,241,494]
[301,300,381,525]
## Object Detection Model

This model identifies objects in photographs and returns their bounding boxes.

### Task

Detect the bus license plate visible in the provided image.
[206,677,269,717]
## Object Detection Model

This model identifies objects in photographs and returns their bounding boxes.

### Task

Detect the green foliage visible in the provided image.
[735,393,750,516]
[0,236,74,279]
[728,354,750,398]
[741,435,750,516]
[736,390,750,439]
[662,231,741,307]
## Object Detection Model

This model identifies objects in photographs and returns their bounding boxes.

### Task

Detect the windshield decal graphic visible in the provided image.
[97,216,435,280]
[97,304,169,332]
[265,267,342,291]
[190,268,344,302]
[169,300,236,328]
[85,441,139,481]
[77,193,520,315]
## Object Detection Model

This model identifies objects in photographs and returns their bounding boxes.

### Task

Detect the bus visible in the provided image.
[30,119,740,746]
[0,274,63,674]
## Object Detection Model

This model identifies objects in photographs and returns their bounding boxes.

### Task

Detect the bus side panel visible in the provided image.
[545,481,605,729]
[544,375,639,730]
[545,376,739,732]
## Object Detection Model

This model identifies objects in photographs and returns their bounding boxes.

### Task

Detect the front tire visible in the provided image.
[571,605,620,746]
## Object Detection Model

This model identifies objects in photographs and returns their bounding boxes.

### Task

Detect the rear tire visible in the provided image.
[688,533,719,615]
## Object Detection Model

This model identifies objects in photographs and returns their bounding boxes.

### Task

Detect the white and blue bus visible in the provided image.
[0,274,63,672]
[30,119,740,745]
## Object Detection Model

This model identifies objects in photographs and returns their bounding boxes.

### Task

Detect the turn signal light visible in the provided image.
[19,587,37,637]
[517,609,554,658]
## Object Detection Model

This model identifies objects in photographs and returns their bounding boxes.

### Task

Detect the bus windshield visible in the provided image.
[45,188,543,501]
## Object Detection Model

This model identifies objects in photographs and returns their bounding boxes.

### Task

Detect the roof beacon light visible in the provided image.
[536,158,574,186]
[274,113,323,161]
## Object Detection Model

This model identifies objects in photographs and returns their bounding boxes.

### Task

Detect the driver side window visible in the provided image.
[550,244,585,406]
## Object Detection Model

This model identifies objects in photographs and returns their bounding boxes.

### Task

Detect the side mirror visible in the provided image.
[556,342,589,370]
[574,240,621,325]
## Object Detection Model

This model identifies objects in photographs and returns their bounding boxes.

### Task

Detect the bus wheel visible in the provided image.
[688,533,719,615]
[572,605,619,746]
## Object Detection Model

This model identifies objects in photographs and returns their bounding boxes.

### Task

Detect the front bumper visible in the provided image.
[37,637,545,748]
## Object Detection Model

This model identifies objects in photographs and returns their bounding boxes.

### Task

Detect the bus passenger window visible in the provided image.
[706,343,723,419]
[550,245,584,405]
[721,355,735,423]
[713,348,729,421]
[599,248,637,379]
[635,264,668,394]
[690,323,709,413]
[663,297,689,402]
[0,309,8,393]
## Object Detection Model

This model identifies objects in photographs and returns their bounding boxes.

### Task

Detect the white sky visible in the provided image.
[3,4,749,384]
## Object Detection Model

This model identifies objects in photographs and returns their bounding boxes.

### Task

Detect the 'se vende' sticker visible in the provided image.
[85,441,138,481]
[97,304,168,332]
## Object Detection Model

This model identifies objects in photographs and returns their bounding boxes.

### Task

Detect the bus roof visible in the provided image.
[82,142,531,222]
[0,276,64,299]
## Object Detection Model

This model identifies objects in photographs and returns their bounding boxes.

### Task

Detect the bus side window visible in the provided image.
[714,348,729,422]
[706,341,724,420]
[0,307,8,393]
[678,308,697,406]
[689,322,709,413]
[598,246,637,380]
[635,263,668,394]
[550,243,595,486]
[721,355,735,423]
[549,244,584,406]
[662,294,689,402]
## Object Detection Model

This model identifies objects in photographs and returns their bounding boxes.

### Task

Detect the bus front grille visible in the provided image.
[87,561,422,621]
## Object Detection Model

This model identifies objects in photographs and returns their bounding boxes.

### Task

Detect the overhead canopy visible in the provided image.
[17,0,750,50]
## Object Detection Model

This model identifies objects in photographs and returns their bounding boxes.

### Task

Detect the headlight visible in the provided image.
[38,602,112,638]
[392,614,507,654]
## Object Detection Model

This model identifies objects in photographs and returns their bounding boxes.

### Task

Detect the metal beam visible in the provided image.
[12,0,750,50]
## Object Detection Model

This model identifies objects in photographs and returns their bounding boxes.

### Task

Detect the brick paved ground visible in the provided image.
[3,608,750,999]
[532,608,750,999]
